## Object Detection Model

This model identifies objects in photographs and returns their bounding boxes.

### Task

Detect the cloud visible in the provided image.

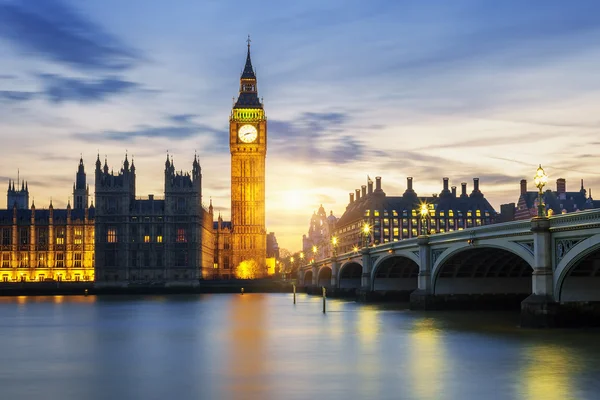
[0,0,139,71]
[0,74,16,80]
[169,114,199,124]
[269,111,376,164]
[39,74,139,103]
[0,90,36,102]
[73,113,225,142]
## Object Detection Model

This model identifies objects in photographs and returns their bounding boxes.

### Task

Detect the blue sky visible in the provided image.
[1,0,600,251]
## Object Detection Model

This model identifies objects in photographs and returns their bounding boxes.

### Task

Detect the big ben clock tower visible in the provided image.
[230,37,267,276]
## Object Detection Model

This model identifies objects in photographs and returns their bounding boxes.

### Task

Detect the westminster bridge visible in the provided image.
[298,210,600,327]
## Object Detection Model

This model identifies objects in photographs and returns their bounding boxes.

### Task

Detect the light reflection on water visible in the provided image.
[0,294,599,400]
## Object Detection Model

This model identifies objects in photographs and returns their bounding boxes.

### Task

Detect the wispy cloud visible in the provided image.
[73,114,225,142]
[0,90,36,102]
[39,74,139,103]
[0,0,139,71]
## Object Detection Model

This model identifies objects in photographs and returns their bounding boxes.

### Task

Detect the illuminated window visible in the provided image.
[74,227,83,244]
[402,228,408,236]
[38,253,46,267]
[393,227,399,237]
[476,210,481,217]
[56,227,65,245]
[467,211,472,217]
[411,228,417,237]
[449,210,454,217]
[449,219,455,226]
[37,228,48,246]
[440,211,445,217]
[157,235,163,243]
[476,218,482,226]
[19,253,28,267]
[74,253,82,268]
[392,210,398,216]
[56,253,64,268]
[144,235,151,243]
[107,228,117,243]
[412,210,417,217]
[2,253,10,268]
[411,219,417,226]
[176,228,187,243]
[365,210,370,217]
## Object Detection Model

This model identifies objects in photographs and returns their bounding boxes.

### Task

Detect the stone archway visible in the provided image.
[317,266,332,288]
[371,255,418,292]
[558,246,600,302]
[338,262,362,289]
[433,247,532,296]
[302,270,313,287]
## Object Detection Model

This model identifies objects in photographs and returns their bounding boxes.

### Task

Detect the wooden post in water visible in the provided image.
[293,283,296,304]
[322,286,326,314]
[241,287,244,295]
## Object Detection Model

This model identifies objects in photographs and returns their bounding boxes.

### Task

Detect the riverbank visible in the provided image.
[0,280,293,296]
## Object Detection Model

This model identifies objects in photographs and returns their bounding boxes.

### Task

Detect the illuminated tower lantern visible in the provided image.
[229,37,267,277]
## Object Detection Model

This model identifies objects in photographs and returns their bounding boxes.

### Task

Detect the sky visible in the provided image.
[1,0,600,252]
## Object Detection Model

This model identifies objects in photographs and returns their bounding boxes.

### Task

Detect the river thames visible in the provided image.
[0,293,599,400]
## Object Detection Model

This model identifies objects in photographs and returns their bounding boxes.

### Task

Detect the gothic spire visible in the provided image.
[241,35,256,80]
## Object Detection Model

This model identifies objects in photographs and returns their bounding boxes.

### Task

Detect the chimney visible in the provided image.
[361,185,367,197]
[451,186,457,197]
[473,178,480,192]
[355,189,360,200]
[443,177,449,192]
[407,177,413,191]
[520,179,527,196]
[349,193,354,203]
[149,194,154,201]
[375,176,382,191]
[368,179,373,194]
[556,178,566,194]
[461,182,467,197]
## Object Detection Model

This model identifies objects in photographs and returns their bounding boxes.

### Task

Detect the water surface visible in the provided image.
[0,294,598,400]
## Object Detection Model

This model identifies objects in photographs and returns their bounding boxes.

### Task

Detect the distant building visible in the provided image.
[334,176,497,255]
[0,158,95,282]
[302,205,337,261]
[266,232,279,259]
[94,153,214,286]
[213,214,233,279]
[511,178,598,220]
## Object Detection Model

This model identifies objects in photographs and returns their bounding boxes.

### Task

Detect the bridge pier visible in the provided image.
[330,257,339,288]
[410,236,437,309]
[521,217,560,328]
[311,265,318,286]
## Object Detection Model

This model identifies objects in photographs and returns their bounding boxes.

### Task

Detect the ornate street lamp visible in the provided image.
[419,202,429,236]
[534,164,548,218]
[331,236,338,256]
[362,222,371,248]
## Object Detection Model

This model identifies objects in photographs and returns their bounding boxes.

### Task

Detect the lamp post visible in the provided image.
[419,202,429,236]
[534,164,548,218]
[362,222,371,248]
[331,236,338,257]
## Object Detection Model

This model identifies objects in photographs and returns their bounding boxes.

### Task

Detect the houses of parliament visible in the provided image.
[0,42,277,285]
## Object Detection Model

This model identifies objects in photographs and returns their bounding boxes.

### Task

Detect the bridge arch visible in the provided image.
[370,254,419,292]
[338,261,362,289]
[317,266,332,287]
[302,270,313,287]
[432,243,533,296]
[555,234,600,302]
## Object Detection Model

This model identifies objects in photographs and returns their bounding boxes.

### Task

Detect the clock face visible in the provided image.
[238,124,258,143]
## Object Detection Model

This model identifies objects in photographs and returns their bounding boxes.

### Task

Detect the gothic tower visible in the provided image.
[229,37,267,276]
[73,156,89,209]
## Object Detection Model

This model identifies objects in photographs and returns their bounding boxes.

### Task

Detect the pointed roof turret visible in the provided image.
[234,36,262,109]
[241,35,256,80]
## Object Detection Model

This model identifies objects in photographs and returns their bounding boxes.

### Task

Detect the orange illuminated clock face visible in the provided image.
[238,124,258,143]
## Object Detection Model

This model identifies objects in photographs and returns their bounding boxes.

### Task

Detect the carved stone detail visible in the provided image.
[432,248,447,265]
[556,238,586,264]
[515,241,534,256]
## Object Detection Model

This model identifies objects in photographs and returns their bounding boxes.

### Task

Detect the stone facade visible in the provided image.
[0,159,95,282]
[94,153,214,286]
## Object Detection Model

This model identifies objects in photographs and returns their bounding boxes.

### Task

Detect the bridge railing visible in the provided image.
[548,208,600,229]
